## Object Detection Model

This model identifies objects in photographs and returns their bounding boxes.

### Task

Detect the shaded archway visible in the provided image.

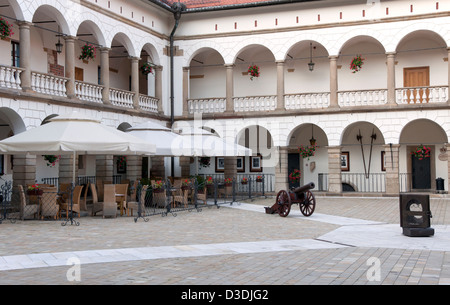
[287,123,328,188]
[341,121,386,192]
[399,119,448,191]
[189,48,225,99]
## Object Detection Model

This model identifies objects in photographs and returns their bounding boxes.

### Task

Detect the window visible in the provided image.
[11,41,20,67]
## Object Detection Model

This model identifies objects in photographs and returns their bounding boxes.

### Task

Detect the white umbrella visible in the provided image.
[125,121,183,156]
[171,127,252,157]
[0,111,156,183]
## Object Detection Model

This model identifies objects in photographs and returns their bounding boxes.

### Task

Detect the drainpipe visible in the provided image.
[170,2,186,177]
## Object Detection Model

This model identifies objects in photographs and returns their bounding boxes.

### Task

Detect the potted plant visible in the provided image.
[350,55,364,73]
[27,184,43,196]
[298,144,317,160]
[140,62,154,76]
[79,43,96,61]
[43,155,61,167]
[256,175,263,182]
[248,65,260,80]
[241,177,248,185]
[181,179,191,190]
[205,176,214,189]
[224,178,233,187]
[411,145,431,160]
[152,180,164,193]
[289,169,301,183]
[0,17,13,39]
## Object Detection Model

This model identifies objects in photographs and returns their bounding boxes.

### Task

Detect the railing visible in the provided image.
[318,173,328,191]
[399,173,411,193]
[110,88,134,108]
[139,94,159,113]
[31,71,68,96]
[234,95,277,112]
[285,92,330,109]
[199,173,275,194]
[0,65,23,90]
[341,173,385,193]
[396,86,448,104]
[75,81,103,103]
[188,98,226,114]
[338,89,387,107]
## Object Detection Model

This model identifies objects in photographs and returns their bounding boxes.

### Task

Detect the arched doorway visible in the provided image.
[399,119,448,192]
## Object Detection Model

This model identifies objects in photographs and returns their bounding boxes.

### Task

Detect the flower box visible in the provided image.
[152,188,164,193]
[27,189,43,196]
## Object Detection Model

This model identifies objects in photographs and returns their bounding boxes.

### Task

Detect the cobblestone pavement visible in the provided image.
[0,195,449,287]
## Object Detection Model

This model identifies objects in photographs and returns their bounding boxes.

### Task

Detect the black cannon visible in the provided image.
[266,182,316,217]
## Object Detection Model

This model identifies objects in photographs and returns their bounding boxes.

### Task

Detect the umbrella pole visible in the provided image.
[62,151,80,227]
[73,151,76,185]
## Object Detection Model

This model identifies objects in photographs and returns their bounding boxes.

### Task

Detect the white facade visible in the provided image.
[0,0,448,194]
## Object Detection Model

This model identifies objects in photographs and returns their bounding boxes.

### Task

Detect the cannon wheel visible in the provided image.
[276,190,291,217]
[299,190,315,216]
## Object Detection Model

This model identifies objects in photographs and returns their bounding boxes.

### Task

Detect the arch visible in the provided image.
[110,32,137,57]
[232,43,276,65]
[284,39,330,62]
[396,29,447,52]
[392,24,449,51]
[399,119,447,145]
[117,122,132,132]
[41,114,59,125]
[141,42,161,66]
[76,19,107,48]
[0,107,26,135]
[287,123,329,148]
[334,32,388,56]
[3,0,24,21]
[32,4,71,35]
[184,44,226,67]
[341,121,386,146]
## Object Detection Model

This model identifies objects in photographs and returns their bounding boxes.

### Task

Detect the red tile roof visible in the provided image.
[160,0,294,10]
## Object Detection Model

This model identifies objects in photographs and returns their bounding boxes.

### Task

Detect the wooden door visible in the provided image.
[288,153,300,189]
[403,67,429,103]
[412,155,431,190]
[75,67,84,82]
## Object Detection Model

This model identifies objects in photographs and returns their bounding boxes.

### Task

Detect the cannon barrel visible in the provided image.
[292,182,315,194]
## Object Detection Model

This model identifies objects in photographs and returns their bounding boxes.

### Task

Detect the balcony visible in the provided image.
[0,65,161,114]
[187,85,449,115]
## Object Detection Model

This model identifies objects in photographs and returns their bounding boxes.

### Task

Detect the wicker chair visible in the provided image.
[115,183,128,216]
[40,187,59,219]
[102,184,117,218]
[128,185,148,216]
[59,185,83,218]
[18,185,39,220]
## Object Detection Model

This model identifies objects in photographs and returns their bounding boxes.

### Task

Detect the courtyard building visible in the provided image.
[0,0,448,196]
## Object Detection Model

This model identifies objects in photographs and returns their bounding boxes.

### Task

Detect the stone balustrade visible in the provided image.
[188,98,226,114]
[109,88,135,109]
[139,94,159,113]
[31,71,68,97]
[75,81,103,104]
[338,89,387,107]
[0,65,23,90]
[233,95,277,112]
[396,86,448,104]
[285,92,330,109]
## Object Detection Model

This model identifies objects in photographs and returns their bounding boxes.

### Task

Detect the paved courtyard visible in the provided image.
[0,195,450,288]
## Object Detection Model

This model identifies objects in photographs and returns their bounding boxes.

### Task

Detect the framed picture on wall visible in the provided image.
[381,151,386,171]
[237,157,245,172]
[340,151,350,172]
[250,155,263,172]
[215,157,225,172]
